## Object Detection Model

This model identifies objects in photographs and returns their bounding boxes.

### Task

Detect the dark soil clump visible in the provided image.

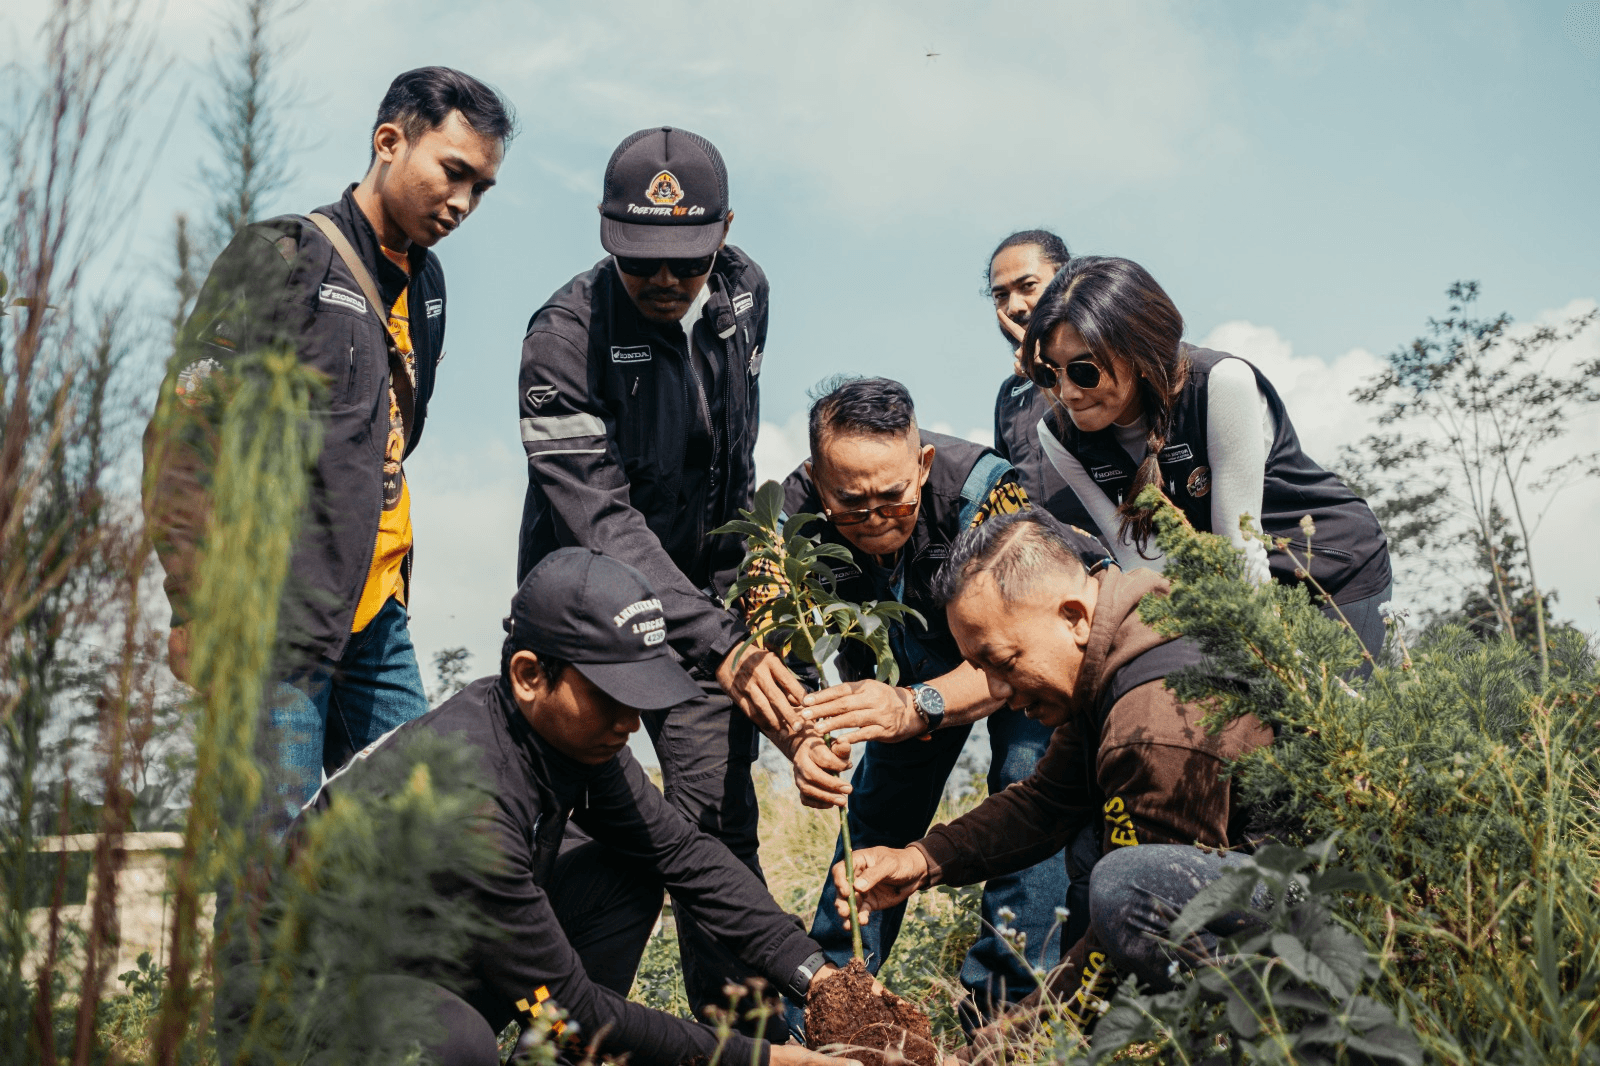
[805,959,936,1066]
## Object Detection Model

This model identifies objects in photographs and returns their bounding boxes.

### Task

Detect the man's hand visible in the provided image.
[168,624,192,685]
[800,680,924,745]
[784,732,853,809]
[770,1045,862,1066]
[831,846,929,926]
[718,645,808,737]
[997,306,1027,377]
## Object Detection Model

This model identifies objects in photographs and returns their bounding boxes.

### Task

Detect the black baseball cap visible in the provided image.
[504,548,701,711]
[599,126,729,259]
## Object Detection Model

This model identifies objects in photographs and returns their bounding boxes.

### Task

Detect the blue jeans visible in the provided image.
[1088,845,1267,990]
[796,709,1068,1030]
[265,597,430,832]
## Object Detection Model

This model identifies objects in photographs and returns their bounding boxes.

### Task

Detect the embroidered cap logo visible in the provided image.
[645,170,685,206]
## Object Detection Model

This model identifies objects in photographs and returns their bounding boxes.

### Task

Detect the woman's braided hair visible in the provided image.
[1020,256,1190,555]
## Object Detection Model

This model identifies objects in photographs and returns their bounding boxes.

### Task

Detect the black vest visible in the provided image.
[1049,346,1391,603]
[781,431,1112,685]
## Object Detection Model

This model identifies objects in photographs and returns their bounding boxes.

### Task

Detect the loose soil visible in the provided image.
[805,958,937,1066]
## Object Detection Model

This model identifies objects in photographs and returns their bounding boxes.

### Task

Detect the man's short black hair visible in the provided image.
[807,375,918,457]
[986,229,1070,288]
[933,508,1088,606]
[372,66,517,161]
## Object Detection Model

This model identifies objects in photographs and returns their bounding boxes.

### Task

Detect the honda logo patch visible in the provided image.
[611,345,651,364]
[318,284,366,314]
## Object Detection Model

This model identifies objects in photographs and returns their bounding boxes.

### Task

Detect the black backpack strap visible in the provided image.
[1092,638,1208,738]
[1081,637,1209,811]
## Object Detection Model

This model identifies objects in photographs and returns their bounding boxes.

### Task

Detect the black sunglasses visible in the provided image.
[1029,355,1103,392]
[614,253,716,279]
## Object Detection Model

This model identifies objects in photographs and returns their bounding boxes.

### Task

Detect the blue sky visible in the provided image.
[8,0,1599,687]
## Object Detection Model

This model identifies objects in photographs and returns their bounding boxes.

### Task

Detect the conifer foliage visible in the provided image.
[1093,488,1600,1065]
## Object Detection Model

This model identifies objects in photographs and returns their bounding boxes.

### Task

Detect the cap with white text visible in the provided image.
[505,548,700,711]
[599,126,729,258]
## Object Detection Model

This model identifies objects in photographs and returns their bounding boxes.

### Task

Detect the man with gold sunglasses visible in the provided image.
[750,376,1113,1034]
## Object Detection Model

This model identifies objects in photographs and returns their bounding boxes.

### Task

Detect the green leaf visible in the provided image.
[1341,1025,1423,1065]
[753,480,785,529]
[1224,987,1264,1037]
[1170,870,1260,942]
[1086,1001,1155,1063]
[814,633,841,664]
[1271,932,1351,999]
[709,519,771,540]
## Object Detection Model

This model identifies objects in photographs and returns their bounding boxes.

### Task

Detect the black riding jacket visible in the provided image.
[299,676,820,1066]
[993,374,1105,540]
[1046,346,1392,603]
[517,250,768,676]
[779,432,1112,685]
[143,186,445,664]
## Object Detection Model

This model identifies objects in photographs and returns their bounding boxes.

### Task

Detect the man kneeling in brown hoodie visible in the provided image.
[830,507,1273,1042]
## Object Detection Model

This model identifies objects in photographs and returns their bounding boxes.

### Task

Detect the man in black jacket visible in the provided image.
[517,126,806,1016]
[144,67,513,831]
[986,229,1102,539]
[272,549,859,1066]
[749,377,1112,1029]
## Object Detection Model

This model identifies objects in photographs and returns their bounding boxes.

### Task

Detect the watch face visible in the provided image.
[916,685,945,715]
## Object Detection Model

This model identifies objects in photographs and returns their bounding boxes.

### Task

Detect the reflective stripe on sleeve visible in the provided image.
[520,413,606,442]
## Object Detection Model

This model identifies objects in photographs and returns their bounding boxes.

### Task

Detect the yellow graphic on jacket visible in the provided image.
[352,280,416,633]
[1063,949,1116,1026]
[1104,794,1140,848]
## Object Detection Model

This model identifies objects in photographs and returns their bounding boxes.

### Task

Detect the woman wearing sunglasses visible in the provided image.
[1020,256,1392,663]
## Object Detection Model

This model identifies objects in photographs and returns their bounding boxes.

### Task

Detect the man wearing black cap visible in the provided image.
[517,126,803,1017]
[281,549,856,1066]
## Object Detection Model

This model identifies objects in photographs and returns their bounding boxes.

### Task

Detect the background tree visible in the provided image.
[1344,282,1600,682]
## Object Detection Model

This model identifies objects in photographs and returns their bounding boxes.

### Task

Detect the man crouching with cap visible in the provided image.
[283,549,858,1066]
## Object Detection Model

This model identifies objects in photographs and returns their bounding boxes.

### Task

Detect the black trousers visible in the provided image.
[216,838,667,1063]
[640,669,764,1022]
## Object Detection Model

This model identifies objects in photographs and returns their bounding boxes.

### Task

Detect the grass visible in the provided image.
[630,747,988,1042]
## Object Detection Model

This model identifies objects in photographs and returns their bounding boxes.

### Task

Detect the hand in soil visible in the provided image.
[770,1044,863,1066]
[806,959,937,1066]
[830,846,928,925]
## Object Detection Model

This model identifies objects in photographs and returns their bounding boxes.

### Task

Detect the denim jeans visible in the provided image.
[1088,844,1268,990]
[793,708,1068,1033]
[265,597,430,833]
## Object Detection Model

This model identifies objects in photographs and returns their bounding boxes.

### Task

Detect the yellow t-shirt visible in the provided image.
[352,258,417,633]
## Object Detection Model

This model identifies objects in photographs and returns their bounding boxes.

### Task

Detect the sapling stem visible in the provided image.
[838,802,865,962]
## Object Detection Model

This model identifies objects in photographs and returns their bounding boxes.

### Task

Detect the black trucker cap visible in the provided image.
[504,548,701,711]
[599,126,729,258]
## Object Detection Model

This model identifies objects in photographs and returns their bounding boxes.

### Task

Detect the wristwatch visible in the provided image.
[908,683,946,736]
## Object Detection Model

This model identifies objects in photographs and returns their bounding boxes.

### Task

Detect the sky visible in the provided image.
[6,0,1599,707]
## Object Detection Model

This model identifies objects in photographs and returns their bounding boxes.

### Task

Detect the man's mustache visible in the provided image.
[640,286,687,302]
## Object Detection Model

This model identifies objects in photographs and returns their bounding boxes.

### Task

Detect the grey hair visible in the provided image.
[933,508,1088,606]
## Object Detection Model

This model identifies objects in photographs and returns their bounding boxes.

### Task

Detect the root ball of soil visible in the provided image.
[805,959,935,1066]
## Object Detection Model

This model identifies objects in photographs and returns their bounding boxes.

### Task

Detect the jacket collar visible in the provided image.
[317,184,420,308]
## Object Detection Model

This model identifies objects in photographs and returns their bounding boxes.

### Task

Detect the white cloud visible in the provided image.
[1198,308,1600,635]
